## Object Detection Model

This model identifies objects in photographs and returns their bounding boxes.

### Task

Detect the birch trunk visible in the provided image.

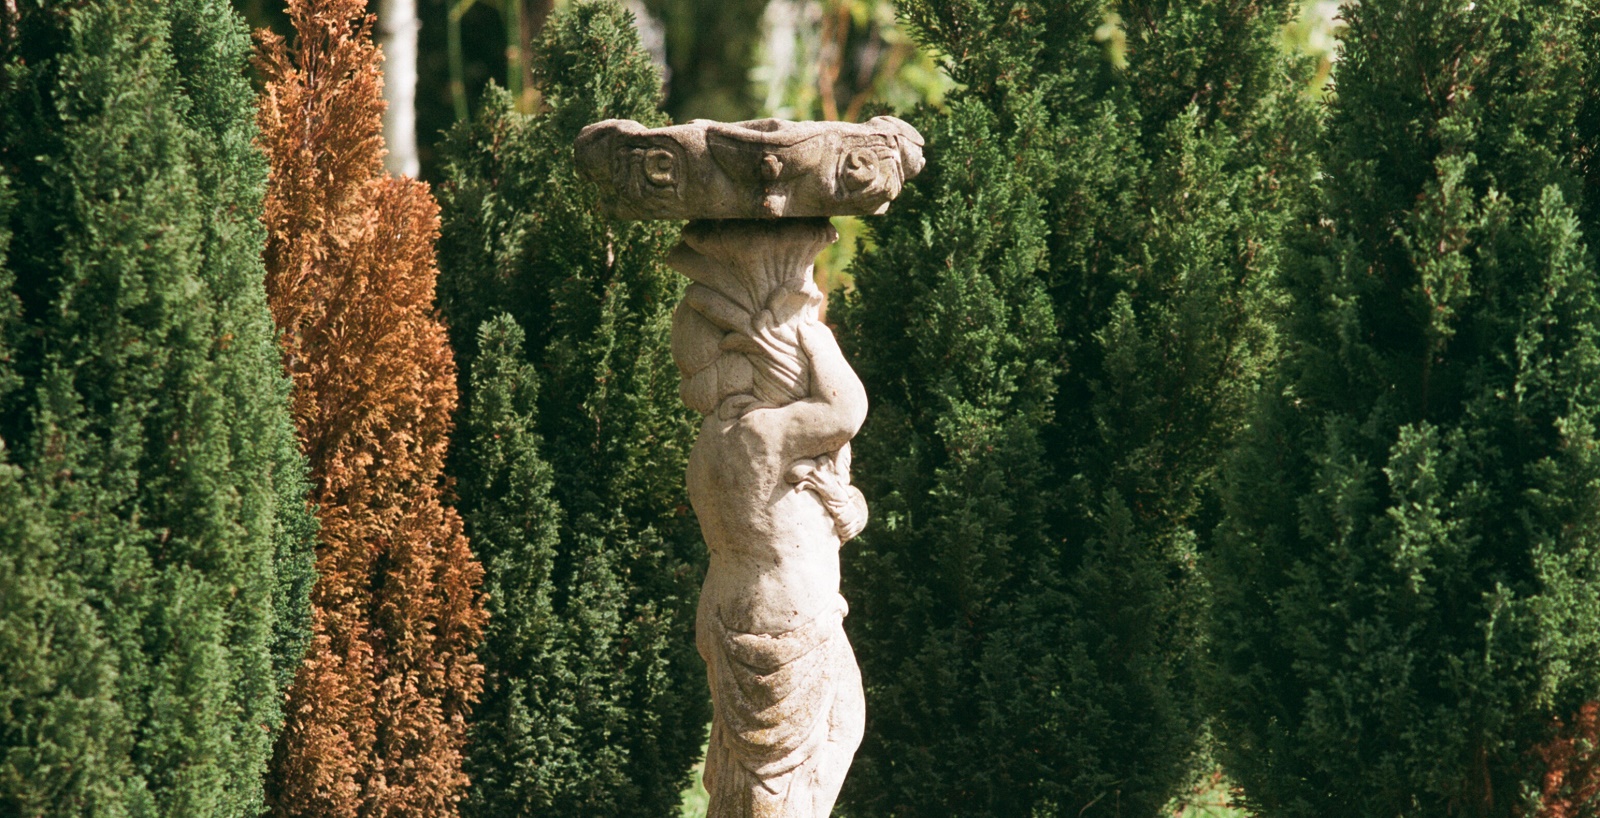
[379,0,419,177]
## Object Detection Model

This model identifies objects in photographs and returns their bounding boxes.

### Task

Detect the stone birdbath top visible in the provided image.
[575,115,925,220]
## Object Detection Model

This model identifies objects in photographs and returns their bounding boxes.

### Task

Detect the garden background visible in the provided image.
[5,0,1600,817]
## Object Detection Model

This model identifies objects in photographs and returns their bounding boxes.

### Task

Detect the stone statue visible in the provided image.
[576,116,924,818]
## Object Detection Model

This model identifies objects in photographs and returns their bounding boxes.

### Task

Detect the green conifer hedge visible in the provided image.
[0,0,316,814]
[1209,0,1600,815]
[834,1,1318,814]
[435,3,708,814]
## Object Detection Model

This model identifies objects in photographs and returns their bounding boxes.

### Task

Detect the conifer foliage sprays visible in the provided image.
[0,0,317,813]
[256,0,486,813]
[1209,1,1600,814]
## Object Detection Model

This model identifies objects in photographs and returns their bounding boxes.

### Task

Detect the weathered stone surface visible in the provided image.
[672,219,866,818]
[575,116,924,220]
[576,116,921,817]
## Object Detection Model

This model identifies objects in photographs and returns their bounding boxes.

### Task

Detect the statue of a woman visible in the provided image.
[670,219,868,818]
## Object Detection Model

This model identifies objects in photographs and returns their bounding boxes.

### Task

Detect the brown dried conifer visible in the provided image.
[255,0,485,813]
[1533,704,1600,818]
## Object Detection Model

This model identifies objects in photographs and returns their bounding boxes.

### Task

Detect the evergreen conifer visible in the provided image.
[0,0,317,812]
[1209,1,1600,815]
[834,1,1317,814]
[435,3,707,814]
[255,0,486,812]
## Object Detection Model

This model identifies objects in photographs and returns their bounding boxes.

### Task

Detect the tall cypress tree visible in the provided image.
[0,0,317,813]
[435,3,707,814]
[0,151,136,818]
[255,0,487,812]
[448,315,570,814]
[1209,1,1600,815]
[163,0,320,705]
[835,1,1317,815]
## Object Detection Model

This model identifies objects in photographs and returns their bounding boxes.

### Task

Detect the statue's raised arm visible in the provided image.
[576,115,923,818]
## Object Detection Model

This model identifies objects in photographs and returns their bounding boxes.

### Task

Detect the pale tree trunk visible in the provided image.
[379,0,419,177]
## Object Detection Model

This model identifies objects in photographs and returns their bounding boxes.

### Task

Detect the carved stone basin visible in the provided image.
[575,116,925,220]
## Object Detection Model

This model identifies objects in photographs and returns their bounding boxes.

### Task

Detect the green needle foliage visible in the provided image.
[834,0,1317,815]
[1209,0,1600,815]
[0,158,134,818]
[0,0,315,814]
[436,3,707,814]
[163,0,319,701]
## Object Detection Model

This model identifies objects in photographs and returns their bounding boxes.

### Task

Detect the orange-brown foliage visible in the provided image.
[1531,702,1600,818]
[255,0,485,813]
